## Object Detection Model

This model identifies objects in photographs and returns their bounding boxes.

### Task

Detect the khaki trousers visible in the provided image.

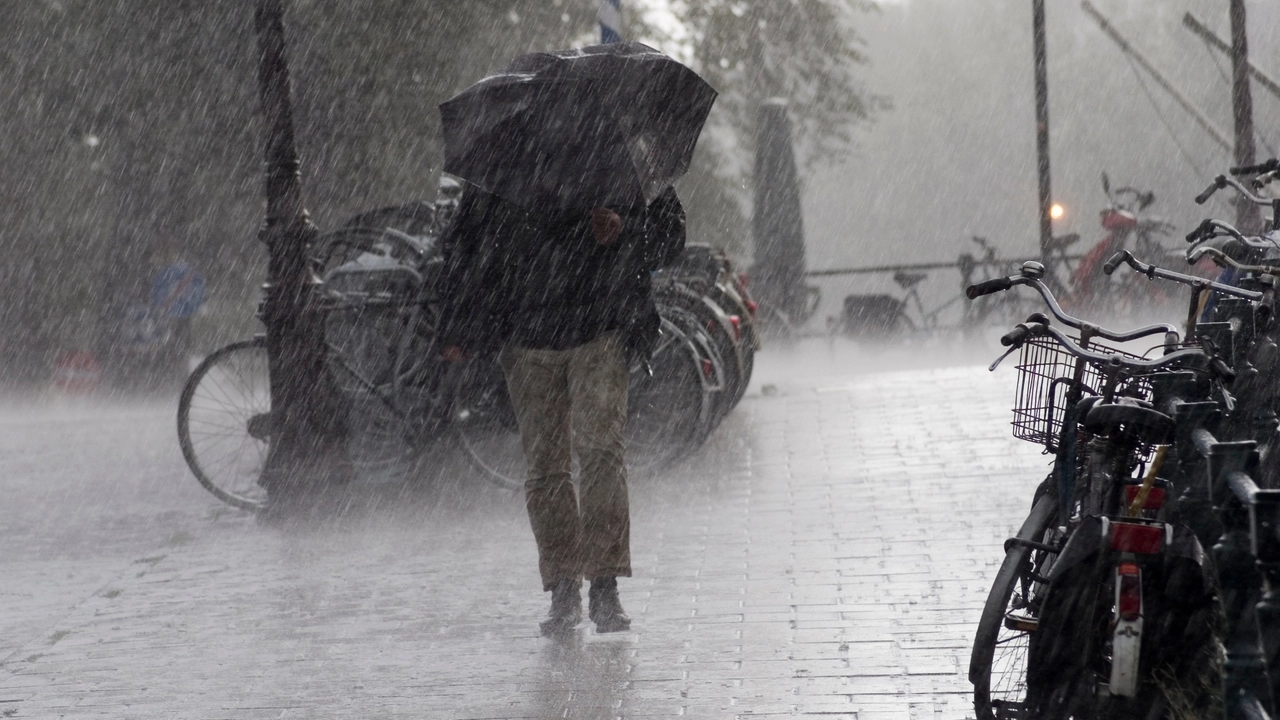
[499,331,631,591]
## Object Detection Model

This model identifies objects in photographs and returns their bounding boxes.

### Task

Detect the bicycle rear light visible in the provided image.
[701,358,714,379]
[746,300,758,316]
[1123,485,1166,511]
[1116,563,1142,621]
[738,272,750,289]
[1107,521,1165,554]
[728,315,741,341]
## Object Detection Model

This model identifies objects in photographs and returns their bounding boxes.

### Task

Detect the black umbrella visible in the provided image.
[440,42,717,211]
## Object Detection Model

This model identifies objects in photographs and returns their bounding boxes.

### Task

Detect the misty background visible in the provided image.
[806,0,1280,322]
[1,0,1276,384]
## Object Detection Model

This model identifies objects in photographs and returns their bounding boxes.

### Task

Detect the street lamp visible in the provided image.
[253,0,347,500]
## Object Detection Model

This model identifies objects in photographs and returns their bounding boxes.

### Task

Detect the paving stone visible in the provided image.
[0,348,1047,718]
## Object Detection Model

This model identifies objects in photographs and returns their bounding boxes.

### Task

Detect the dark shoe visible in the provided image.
[539,578,582,637]
[588,577,631,633]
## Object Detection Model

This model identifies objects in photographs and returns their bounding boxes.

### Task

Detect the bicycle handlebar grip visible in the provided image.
[1194,182,1219,205]
[965,277,1014,299]
[1000,323,1034,347]
[1230,159,1280,176]
[1102,251,1128,276]
[1185,219,1213,244]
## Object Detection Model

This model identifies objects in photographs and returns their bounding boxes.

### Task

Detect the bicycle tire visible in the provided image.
[627,317,709,472]
[450,358,525,490]
[971,491,1059,720]
[1026,530,1222,720]
[311,225,431,277]
[177,338,271,511]
[657,302,727,442]
[662,285,746,410]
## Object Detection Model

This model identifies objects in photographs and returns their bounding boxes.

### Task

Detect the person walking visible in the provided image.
[436,184,685,636]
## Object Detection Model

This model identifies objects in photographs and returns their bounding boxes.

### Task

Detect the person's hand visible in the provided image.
[590,207,623,246]
[441,345,468,363]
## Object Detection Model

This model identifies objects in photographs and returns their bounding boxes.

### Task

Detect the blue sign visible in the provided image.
[599,0,622,43]
[120,304,168,352]
[151,262,207,319]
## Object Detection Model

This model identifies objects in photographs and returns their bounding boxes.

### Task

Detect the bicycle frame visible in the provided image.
[970,263,1220,710]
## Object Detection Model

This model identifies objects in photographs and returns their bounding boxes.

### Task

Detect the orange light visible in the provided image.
[1050,203,1065,220]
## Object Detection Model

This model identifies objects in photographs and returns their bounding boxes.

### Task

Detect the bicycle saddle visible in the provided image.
[1083,399,1175,445]
[893,270,927,290]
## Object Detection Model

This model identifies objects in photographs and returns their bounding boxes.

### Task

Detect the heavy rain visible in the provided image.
[2,1,1280,718]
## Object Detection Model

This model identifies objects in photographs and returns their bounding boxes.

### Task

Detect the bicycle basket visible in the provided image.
[1011,336,1153,449]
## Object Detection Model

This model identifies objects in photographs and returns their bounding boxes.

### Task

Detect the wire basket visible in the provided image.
[1011,336,1154,449]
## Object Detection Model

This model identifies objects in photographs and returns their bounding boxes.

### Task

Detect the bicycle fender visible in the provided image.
[1046,516,1106,582]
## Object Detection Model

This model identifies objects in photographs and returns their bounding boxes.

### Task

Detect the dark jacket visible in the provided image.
[435,185,686,360]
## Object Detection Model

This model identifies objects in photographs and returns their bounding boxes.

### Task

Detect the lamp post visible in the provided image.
[253,0,344,499]
[1032,0,1053,266]
[1228,0,1261,234]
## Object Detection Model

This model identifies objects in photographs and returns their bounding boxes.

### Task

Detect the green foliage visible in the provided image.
[0,0,878,382]
[635,0,884,254]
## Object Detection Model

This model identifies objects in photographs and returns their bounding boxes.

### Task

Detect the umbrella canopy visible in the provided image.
[440,42,717,210]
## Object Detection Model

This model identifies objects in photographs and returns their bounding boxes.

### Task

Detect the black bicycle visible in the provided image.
[967,261,1219,720]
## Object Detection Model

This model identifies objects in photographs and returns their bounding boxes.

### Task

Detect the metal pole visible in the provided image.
[1082,1,1233,154]
[1183,12,1280,103]
[1032,0,1053,264]
[1229,0,1262,234]
[254,0,344,500]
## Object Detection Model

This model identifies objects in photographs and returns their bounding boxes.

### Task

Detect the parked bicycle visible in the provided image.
[177,207,756,510]
[1064,173,1188,320]
[966,262,1221,720]
[967,159,1280,720]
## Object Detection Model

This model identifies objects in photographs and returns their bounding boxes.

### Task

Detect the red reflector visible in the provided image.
[729,315,741,341]
[738,272,750,289]
[1117,563,1142,621]
[1110,522,1163,554]
[746,300,758,316]
[1124,485,1166,510]
[701,359,714,378]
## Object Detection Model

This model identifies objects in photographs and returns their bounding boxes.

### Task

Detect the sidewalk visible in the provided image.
[0,343,1046,719]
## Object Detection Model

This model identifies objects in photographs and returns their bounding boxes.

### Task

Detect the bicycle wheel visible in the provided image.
[452,324,714,487]
[658,302,727,442]
[450,358,526,489]
[1026,527,1222,720]
[661,284,745,414]
[177,338,271,511]
[971,490,1059,720]
[627,317,709,472]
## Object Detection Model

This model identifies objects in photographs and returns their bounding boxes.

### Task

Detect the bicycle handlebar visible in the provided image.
[965,277,1014,299]
[1188,245,1280,279]
[1186,218,1250,245]
[1016,322,1207,372]
[1103,250,1264,301]
[1185,219,1213,243]
[1186,237,1246,264]
[1000,323,1035,347]
[1194,181,1220,205]
[1231,159,1280,176]
[965,262,1180,341]
[1102,252,1126,276]
[1195,174,1274,207]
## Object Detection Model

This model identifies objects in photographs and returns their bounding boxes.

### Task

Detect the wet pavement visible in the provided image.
[0,340,1047,719]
